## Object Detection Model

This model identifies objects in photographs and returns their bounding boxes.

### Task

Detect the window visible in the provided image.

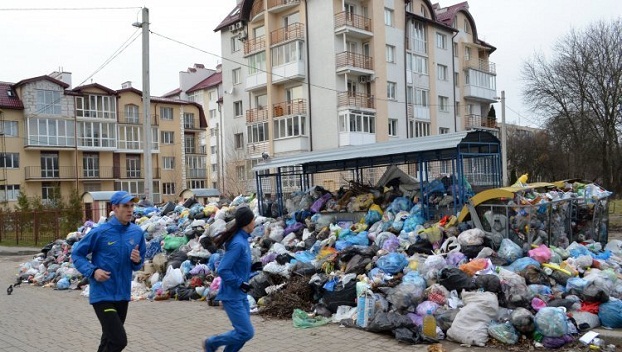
[40,153,59,178]
[421,5,428,18]
[387,82,396,100]
[234,101,243,117]
[412,21,426,53]
[384,8,393,26]
[0,153,19,168]
[124,104,139,123]
[183,113,195,129]
[453,43,458,57]
[209,109,217,119]
[187,180,206,189]
[0,121,17,137]
[231,36,241,52]
[454,72,459,86]
[414,121,430,137]
[41,182,59,202]
[36,89,61,115]
[410,54,428,74]
[437,64,448,81]
[438,96,449,112]
[0,184,19,201]
[163,182,176,195]
[272,41,303,67]
[83,153,99,177]
[436,33,447,49]
[77,121,116,147]
[163,156,175,170]
[439,127,450,134]
[76,95,116,119]
[406,86,413,104]
[464,19,471,33]
[161,131,174,144]
[386,45,395,63]
[236,165,245,180]
[274,115,306,139]
[234,133,244,149]
[185,155,206,178]
[118,125,141,150]
[210,145,218,154]
[248,52,266,75]
[388,119,398,136]
[187,138,198,155]
[126,155,141,178]
[465,69,497,90]
[160,107,173,120]
[338,112,375,133]
[465,46,471,61]
[415,89,429,107]
[233,68,241,85]
[247,122,269,143]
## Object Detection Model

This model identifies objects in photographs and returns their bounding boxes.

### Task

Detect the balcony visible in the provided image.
[270,23,304,46]
[465,114,497,130]
[268,0,300,14]
[337,92,375,110]
[119,114,158,126]
[244,35,266,56]
[246,107,269,124]
[247,141,269,157]
[246,71,268,91]
[25,166,76,180]
[336,51,374,75]
[272,99,306,117]
[464,58,496,74]
[250,0,265,22]
[334,12,373,39]
[407,104,430,121]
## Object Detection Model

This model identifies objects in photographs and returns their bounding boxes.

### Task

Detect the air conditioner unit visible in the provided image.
[358,75,370,84]
[230,22,243,33]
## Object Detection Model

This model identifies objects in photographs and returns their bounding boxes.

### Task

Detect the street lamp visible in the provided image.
[133,8,153,202]
[494,90,507,187]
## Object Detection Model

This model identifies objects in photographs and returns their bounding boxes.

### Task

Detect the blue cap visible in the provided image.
[110,191,139,205]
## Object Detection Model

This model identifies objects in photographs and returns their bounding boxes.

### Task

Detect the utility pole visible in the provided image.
[134,8,152,201]
[500,90,507,186]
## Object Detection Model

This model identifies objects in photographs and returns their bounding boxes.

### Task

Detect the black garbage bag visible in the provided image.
[40,242,54,256]
[160,201,175,215]
[438,267,474,292]
[182,197,197,208]
[291,261,316,276]
[461,244,485,259]
[366,311,415,333]
[548,298,576,310]
[276,253,295,265]
[549,270,571,286]
[322,280,357,313]
[474,274,501,293]
[406,238,433,255]
[174,286,201,301]
[394,327,424,344]
[436,308,459,332]
[248,272,273,300]
[167,250,188,269]
[344,254,372,275]
[581,282,609,303]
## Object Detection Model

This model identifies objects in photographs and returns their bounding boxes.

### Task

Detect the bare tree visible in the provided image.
[522,18,622,192]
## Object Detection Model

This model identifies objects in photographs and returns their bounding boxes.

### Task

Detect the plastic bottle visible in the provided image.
[422,309,437,339]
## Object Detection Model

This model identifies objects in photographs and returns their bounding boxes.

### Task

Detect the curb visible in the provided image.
[591,328,622,347]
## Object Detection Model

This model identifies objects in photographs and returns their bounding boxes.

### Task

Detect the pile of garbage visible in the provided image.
[13,180,622,348]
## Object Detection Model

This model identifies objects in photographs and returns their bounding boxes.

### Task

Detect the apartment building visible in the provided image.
[214,0,496,192]
[0,72,207,207]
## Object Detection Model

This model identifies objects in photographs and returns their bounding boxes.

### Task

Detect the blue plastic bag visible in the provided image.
[375,252,408,274]
[599,300,622,328]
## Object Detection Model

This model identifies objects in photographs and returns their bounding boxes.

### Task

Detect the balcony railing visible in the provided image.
[337,92,375,109]
[272,99,307,117]
[112,167,161,179]
[268,0,300,11]
[187,168,207,179]
[464,58,496,74]
[246,107,269,124]
[244,35,266,55]
[119,114,159,126]
[270,23,305,46]
[334,11,372,31]
[336,51,373,71]
[465,114,497,129]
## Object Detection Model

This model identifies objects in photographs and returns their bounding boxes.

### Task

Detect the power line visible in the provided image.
[0,7,142,11]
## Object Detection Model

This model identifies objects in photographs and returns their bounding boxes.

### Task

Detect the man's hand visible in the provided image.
[240,282,251,293]
[94,269,111,282]
[130,245,141,264]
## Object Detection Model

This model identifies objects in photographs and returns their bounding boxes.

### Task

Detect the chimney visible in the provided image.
[49,71,72,88]
[121,81,132,89]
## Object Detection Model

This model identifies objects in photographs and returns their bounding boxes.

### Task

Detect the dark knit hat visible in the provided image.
[235,206,254,228]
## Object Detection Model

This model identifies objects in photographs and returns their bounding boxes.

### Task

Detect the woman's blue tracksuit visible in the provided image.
[206,228,254,352]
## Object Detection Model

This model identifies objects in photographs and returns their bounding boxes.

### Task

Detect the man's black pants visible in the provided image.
[92,301,129,352]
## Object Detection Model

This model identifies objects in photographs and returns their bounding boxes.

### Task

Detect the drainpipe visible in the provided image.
[404,7,409,138]
[451,31,458,132]
[304,0,313,151]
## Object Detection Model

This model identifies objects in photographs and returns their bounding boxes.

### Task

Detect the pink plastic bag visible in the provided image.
[528,245,551,263]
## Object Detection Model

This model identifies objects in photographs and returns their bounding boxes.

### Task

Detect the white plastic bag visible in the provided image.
[161,265,184,291]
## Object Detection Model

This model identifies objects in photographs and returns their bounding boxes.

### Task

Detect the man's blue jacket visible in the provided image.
[72,217,146,304]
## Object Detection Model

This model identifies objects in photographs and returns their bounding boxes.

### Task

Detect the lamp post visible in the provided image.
[497,90,507,186]
[133,7,153,201]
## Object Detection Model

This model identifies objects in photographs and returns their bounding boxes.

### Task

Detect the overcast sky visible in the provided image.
[1,0,620,127]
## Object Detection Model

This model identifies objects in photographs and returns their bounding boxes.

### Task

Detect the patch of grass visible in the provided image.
[609,199,622,230]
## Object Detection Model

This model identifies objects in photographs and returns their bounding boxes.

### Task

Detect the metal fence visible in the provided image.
[0,209,67,246]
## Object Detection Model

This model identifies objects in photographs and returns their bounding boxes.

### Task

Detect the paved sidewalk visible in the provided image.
[1,253,620,351]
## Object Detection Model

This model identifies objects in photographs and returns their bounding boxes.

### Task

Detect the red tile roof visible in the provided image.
[161,88,182,98]
[0,82,24,110]
[214,4,242,32]
[187,72,222,94]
